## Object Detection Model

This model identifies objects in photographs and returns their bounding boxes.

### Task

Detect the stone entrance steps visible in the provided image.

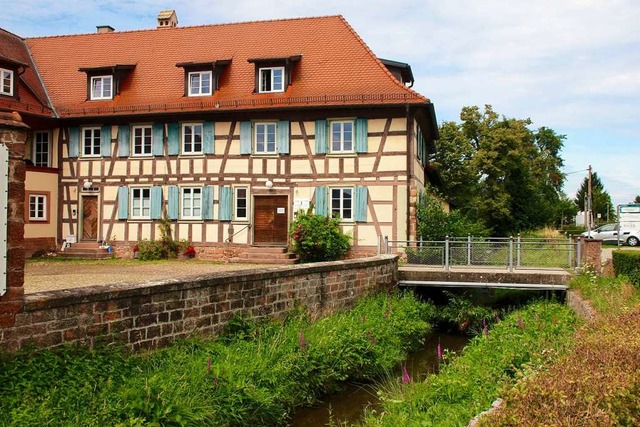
[231,245,298,265]
[58,241,112,259]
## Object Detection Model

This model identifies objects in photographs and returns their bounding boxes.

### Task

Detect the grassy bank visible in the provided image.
[361,300,578,426]
[0,292,433,426]
[481,272,640,426]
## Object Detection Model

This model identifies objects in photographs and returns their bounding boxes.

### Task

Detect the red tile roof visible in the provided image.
[25,16,429,118]
[0,28,53,117]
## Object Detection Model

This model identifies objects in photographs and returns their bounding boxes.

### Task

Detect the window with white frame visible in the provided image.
[181,187,202,219]
[182,123,203,154]
[82,127,101,157]
[0,68,13,96]
[90,75,113,100]
[259,67,284,93]
[33,131,50,167]
[254,122,276,154]
[28,194,47,221]
[235,187,248,220]
[188,71,212,96]
[330,120,354,153]
[132,125,152,156]
[331,187,353,220]
[131,188,151,219]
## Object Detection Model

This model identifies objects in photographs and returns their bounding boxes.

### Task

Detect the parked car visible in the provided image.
[581,223,640,246]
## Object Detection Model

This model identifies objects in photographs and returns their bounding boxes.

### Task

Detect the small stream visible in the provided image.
[290,332,470,426]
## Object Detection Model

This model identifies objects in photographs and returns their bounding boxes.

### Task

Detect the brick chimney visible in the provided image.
[96,25,115,33]
[157,10,178,28]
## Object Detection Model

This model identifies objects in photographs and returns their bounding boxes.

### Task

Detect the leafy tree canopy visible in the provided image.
[431,105,567,235]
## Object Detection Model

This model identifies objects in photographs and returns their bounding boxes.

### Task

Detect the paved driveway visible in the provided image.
[24,259,276,294]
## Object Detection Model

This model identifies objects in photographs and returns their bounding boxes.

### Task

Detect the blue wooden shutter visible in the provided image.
[314,186,328,216]
[202,186,214,220]
[354,186,368,222]
[277,120,290,154]
[117,186,129,219]
[152,123,164,156]
[167,123,179,156]
[150,186,163,220]
[167,185,179,220]
[68,127,79,158]
[315,120,327,154]
[240,121,252,154]
[100,125,112,157]
[117,125,130,157]
[204,121,215,154]
[218,186,232,221]
[355,118,368,153]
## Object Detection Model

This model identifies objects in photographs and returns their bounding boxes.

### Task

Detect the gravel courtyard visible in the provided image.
[24,259,276,294]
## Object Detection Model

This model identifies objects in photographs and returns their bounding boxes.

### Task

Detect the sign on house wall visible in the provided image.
[0,143,7,296]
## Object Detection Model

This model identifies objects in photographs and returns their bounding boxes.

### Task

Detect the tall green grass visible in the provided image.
[361,301,578,427]
[0,292,434,426]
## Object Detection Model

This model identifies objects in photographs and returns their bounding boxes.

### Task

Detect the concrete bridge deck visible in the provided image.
[398,266,573,289]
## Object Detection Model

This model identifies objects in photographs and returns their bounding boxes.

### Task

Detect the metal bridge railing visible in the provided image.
[379,235,581,272]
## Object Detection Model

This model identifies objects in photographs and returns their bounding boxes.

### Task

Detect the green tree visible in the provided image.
[431,105,566,235]
[416,189,488,240]
[633,195,640,204]
[573,172,614,224]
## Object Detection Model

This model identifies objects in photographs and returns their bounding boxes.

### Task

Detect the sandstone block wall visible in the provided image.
[0,256,397,352]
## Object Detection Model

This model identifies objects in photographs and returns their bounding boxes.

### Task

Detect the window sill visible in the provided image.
[327,152,356,157]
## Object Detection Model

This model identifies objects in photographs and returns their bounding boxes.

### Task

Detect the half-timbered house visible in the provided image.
[2,12,438,261]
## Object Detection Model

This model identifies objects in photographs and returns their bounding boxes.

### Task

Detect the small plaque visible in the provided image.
[277,207,285,214]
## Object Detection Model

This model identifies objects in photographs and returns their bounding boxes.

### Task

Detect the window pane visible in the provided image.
[272,68,283,91]
[103,77,112,97]
[190,74,200,93]
[260,69,271,92]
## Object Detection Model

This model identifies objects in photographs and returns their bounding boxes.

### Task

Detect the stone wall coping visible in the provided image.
[24,255,398,311]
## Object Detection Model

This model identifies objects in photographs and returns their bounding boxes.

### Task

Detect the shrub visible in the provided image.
[416,189,488,240]
[136,217,181,260]
[290,209,351,263]
[612,250,640,286]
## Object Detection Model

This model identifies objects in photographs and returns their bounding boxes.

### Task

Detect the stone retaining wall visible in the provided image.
[0,256,397,352]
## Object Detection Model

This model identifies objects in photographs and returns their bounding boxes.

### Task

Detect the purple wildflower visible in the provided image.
[437,341,443,361]
[517,317,524,329]
[483,319,489,339]
[213,376,218,387]
[207,357,211,374]
[402,365,411,384]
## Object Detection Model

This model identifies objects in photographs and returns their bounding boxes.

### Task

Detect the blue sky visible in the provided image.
[3,0,639,208]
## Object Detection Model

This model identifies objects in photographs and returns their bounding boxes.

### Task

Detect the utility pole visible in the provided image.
[588,165,593,229]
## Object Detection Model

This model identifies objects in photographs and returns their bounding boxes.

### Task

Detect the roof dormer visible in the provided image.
[157,10,178,29]
[248,55,301,94]
[176,60,231,97]
[0,58,28,98]
[379,58,414,87]
[78,64,135,101]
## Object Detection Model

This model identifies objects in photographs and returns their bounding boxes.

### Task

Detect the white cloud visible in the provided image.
[3,0,639,206]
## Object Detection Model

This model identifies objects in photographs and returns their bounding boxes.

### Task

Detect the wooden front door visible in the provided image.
[82,196,98,240]
[253,196,288,245]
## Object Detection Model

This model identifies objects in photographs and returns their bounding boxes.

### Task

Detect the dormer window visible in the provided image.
[79,64,135,101]
[188,71,212,96]
[91,75,113,100]
[0,68,14,96]
[176,60,231,97]
[248,55,301,94]
[259,67,284,93]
